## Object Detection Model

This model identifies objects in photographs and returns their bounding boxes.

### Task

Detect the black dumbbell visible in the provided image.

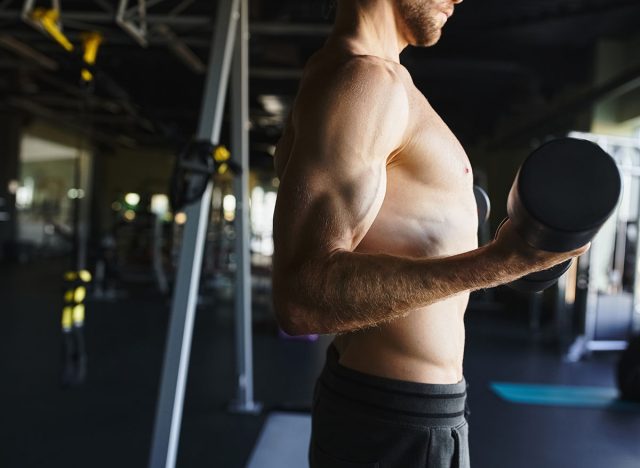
[497,138,622,292]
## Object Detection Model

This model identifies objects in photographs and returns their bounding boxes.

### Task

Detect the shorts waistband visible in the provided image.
[318,344,467,426]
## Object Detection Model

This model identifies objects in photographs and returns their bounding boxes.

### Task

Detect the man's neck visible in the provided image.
[325,0,408,63]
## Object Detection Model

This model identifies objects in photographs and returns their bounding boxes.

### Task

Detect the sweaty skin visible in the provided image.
[272,0,588,384]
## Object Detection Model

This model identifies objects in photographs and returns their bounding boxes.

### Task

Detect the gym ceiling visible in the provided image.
[0,0,639,164]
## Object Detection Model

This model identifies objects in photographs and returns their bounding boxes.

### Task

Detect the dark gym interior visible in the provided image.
[1,1,640,467]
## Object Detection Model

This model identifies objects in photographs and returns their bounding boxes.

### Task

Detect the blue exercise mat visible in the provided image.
[491,382,640,412]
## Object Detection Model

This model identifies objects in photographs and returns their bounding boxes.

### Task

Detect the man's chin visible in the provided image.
[411,31,442,47]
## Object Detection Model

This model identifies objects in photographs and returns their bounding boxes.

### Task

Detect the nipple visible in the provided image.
[464,167,470,174]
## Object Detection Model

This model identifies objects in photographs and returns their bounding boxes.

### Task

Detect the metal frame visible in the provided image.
[229,0,260,415]
[167,0,195,17]
[0,35,58,70]
[0,10,333,35]
[76,144,93,271]
[153,23,205,74]
[152,212,169,294]
[565,131,640,361]
[21,0,61,30]
[92,0,114,13]
[493,64,640,146]
[116,0,148,47]
[148,0,259,466]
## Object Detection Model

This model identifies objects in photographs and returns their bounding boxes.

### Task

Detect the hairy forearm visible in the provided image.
[277,244,527,335]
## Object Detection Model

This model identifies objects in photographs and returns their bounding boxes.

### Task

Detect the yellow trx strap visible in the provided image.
[31,8,74,52]
[81,32,103,82]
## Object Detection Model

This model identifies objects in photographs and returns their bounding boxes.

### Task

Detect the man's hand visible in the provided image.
[490,218,590,280]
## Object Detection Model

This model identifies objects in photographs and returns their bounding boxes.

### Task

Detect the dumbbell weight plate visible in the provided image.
[507,138,621,252]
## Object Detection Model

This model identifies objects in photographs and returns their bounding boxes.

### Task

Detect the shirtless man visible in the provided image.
[271,0,589,466]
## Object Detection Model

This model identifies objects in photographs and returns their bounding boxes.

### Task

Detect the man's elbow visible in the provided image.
[276,310,312,336]
[273,295,318,336]
[272,258,336,335]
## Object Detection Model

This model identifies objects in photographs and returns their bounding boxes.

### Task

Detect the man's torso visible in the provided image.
[275,49,478,384]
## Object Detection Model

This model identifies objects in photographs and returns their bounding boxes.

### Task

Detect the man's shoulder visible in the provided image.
[330,53,406,90]
[289,51,410,149]
[296,52,408,115]
[302,49,404,89]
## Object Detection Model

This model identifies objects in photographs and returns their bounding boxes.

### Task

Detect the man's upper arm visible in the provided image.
[272,61,409,282]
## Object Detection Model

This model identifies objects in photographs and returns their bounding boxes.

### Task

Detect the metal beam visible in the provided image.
[476,0,640,31]
[92,0,114,13]
[229,0,260,415]
[491,62,640,146]
[125,0,164,18]
[168,0,195,17]
[75,144,93,271]
[116,0,148,47]
[6,96,134,147]
[154,24,205,73]
[251,21,331,36]
[250,67,303,80]
[0,35,58,69]
[0,29,214,47]
[148,0,240,466]
[0,10,211,26]
[31,72,130,114]
[0,10,332,35]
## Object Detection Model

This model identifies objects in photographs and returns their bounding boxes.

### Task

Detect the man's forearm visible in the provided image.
[280,244,526,334]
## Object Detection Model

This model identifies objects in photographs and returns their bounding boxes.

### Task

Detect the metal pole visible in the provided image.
[148,1,240,467]
[229,0,261,415]
[76,146,93,270]
[152,212,169,294]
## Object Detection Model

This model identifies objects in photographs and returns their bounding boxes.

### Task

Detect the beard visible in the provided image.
[397,0,444,47]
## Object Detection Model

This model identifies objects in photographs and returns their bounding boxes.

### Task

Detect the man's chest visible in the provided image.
[387,88,472,192]
[366,85,479,253]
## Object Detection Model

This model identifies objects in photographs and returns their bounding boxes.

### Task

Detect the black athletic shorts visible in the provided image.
[309,344,470,468]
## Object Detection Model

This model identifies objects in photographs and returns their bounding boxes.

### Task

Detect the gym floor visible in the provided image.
[1,259,638,468]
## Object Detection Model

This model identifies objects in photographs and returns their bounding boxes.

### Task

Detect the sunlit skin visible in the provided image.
[272,0,588,384]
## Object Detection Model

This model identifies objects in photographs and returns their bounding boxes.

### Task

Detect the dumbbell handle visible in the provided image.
[495,218,573,293]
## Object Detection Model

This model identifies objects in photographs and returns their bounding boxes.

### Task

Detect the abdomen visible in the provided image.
[339,295,468,384]
[341,175,476,383]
